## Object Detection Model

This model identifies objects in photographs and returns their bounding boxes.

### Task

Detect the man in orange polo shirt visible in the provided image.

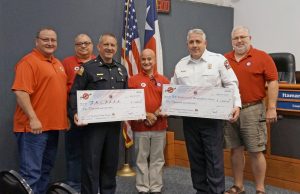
[224,26,278,194]
[11,27,68,194]
[128,49,169,194]
[62,33,95,192]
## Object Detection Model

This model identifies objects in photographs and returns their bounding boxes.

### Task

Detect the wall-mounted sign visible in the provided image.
[157,0,170,13]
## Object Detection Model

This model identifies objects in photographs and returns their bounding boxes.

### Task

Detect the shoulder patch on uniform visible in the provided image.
[77,66,84,76]
[224,60,231,70]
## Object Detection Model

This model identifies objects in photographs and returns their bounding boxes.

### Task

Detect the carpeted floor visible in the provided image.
[115,166,299,194]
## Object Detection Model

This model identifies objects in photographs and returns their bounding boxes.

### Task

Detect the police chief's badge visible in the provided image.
[224,60,231,70]
[77,66,84,76]
[208,64,212,69]
[118,68,123,76]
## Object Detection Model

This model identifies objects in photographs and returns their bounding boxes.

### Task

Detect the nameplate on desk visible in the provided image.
[278,90,300,100]
[161,84,234,120]
[277,90,300,112]
[77,89,146,123]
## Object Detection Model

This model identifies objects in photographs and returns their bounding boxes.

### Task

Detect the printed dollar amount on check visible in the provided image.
[161,84,233,120]
[77,89,146,123]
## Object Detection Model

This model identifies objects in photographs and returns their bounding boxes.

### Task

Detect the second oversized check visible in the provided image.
[77,89,146,123]
[161,84,234,120]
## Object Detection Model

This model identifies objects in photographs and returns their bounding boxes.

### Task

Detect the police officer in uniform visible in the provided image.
[171,28,241,194]
[69,33,128,194]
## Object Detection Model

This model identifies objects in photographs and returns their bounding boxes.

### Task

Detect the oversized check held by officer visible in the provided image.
[77,89,146,123]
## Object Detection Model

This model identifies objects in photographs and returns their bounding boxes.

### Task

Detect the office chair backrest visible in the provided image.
[0,170,33,194]
[269,52,296,83]
[46,182,79,194]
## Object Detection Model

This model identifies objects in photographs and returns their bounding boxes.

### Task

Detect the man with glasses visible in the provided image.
[128,49,169,194]
[69,33,128,194]
[224,26,278,194]
[11,27,68,194]
[171,28,241,194]
[62,33,95,192]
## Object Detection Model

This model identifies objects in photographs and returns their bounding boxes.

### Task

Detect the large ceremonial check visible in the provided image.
[77,89,146,123]
[161,84,234,120]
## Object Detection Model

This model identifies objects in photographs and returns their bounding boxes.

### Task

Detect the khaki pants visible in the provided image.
[134,130,166,192]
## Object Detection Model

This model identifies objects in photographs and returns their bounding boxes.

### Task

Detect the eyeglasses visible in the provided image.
[75,41,92,46]
[37,37,57,43]
[232,36,249,41]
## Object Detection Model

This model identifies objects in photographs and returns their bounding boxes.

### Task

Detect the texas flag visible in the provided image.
[144,0,164,74]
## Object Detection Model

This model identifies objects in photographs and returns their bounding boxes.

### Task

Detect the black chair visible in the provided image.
[269,52,296,84]
[296,71,300,83]
[46,182,79,194]
[0,170,33,194]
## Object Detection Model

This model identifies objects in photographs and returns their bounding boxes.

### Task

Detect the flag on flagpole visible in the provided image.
[121,0,141,148]
[122,0,141,77]
[144,0,163,74]
[122,121,133,148]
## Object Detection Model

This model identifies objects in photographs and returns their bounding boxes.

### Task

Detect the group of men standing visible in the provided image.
[11,25,278,194]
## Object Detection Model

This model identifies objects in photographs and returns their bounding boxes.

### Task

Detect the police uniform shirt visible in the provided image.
[69,55,128,116]
[171,49,241,107]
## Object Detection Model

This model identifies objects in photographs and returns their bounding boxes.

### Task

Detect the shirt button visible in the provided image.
[111,77,114,80]
[109,69,112,71]
[112,86,115,89]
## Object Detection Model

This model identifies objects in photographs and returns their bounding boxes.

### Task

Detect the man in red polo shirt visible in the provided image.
[128,49,169,194]
[224,26,278,194]
[62,33,95,192]
[12,27,68,194]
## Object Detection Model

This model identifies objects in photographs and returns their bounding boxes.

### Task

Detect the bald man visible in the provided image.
[62,34,95,192]
[128,49,169,194]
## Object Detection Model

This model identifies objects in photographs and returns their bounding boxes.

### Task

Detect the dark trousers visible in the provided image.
[183,117,225,194]
[15,131,59,194]
[81,122,121,194]
[65,128,82,192]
